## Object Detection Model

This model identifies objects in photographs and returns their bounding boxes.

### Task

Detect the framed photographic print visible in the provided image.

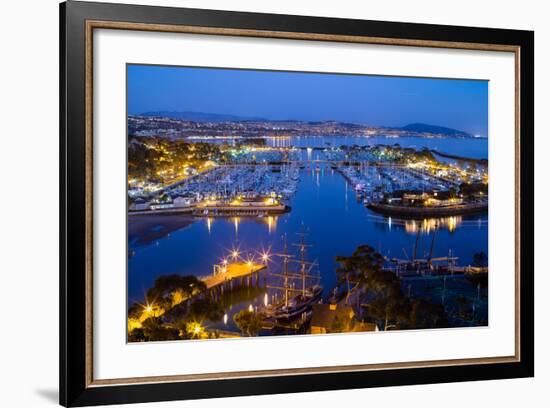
[60,1,534,406]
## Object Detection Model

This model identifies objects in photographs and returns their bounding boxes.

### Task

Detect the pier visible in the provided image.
[193,203,288,217]
[129,201,289,217]
[201,262,267,290]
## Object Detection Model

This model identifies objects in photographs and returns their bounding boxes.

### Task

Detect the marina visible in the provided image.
[128,159,488,338]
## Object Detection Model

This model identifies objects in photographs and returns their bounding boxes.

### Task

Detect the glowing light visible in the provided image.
[187,322,203,337]
[206,217,212,234]
[223,314,228,325]
[264,293,268,307]
[231,250,239,260]
[248,304,254,312]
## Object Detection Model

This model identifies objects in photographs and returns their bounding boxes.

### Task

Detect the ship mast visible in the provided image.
[292,227,313,297]
[267,231,319,307]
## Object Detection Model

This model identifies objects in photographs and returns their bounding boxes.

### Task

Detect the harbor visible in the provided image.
[128,160,488,340]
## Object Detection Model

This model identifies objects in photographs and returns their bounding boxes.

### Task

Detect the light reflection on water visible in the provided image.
[128,167,488,317]
[264,135,488,159]
[366,215,487,234]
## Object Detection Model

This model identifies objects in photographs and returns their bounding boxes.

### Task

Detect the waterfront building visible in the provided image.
[130,198,150,211]
[173,196,192,208]
[149,202,175,210]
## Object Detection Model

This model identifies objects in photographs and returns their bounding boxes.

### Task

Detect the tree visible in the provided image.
[455,295,469,319]
[233,310,264,337]
[472,252,488,268]
[407,299,448,329]
[146,274,206,308]
[139,317,180,341]
[335,244,385,303]
[467,272,488,289]
[336,244,449,331]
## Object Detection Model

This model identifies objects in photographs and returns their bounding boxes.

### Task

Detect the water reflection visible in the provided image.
[405,216,461,233]
[129,168,488,315]
[367,214,488,234]
[266,215,277,234]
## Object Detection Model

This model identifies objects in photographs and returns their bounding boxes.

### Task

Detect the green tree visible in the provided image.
[233,310,264,337]
[335,244,384,303]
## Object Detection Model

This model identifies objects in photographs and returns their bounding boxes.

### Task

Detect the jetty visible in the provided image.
[201,261,267,290]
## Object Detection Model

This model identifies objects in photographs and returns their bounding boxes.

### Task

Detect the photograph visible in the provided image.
[126,65,489,342]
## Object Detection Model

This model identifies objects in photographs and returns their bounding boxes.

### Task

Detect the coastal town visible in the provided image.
[128,117,488,220]
[127,115,489,342]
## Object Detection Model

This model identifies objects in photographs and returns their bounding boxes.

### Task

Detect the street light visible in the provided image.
[187,322,203,338]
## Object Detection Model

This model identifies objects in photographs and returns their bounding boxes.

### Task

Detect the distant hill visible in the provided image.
[399,123,473,138]
[139,111,266,122]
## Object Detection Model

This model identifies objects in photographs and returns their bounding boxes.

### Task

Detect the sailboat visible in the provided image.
[263,230,323,321]
[390,226,459,276]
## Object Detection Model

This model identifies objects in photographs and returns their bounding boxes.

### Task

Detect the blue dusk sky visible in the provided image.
[127,64,488,137]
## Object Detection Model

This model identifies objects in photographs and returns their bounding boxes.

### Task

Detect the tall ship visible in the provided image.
[263,230,323,321]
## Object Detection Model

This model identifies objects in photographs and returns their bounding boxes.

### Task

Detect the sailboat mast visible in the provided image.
[413,228,420,261]
[294,227,311,297]
[428,224,438,264]
[283,237,289,308]
[300,232,306,297]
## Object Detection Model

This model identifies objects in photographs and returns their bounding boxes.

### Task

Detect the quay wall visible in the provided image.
[193,204,289,217]
[128,204,289,217]
[367,201,488,217]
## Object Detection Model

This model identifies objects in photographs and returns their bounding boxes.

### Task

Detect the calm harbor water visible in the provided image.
[128,164,488,330]
[266,136,488,159]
